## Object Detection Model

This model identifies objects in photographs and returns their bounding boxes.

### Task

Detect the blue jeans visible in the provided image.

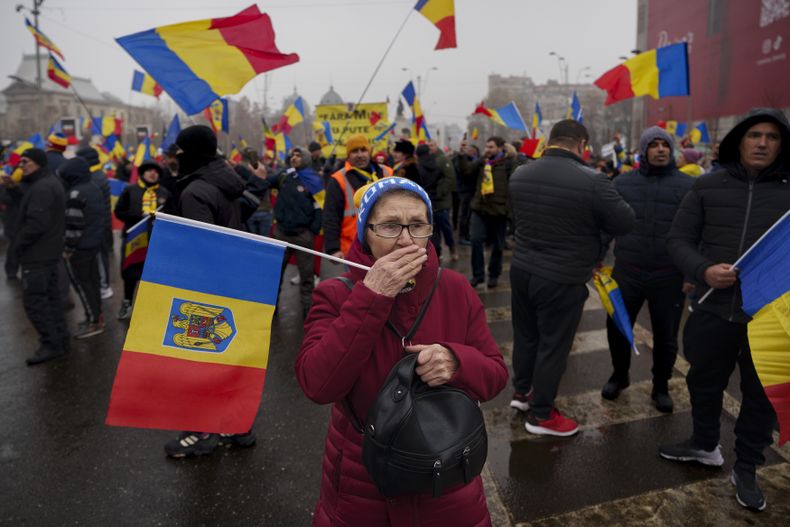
[431,209,455,258]
[247,211,273,237]
[470,212,506,280]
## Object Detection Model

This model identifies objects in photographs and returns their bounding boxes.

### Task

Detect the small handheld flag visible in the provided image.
[475,101,528,132]
[131,70,163,98]
[568,91,583,123]
[46,54,71,89]
[594,267,639,355]
[204,99,229,134]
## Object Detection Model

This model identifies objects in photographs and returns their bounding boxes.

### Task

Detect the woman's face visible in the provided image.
[142,168,160,184]
[365,193,430,260]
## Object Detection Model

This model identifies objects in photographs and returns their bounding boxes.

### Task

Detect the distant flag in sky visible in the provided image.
[532,102,543,139]
[162,115,181,152]
[25,18,64,60]
[274,96,305,135]
[131,70,163,98]
[475,101,528,132]
[568,91,583,123]
[402,81,430,141]
[105,214,285,433]
[204,98,229,134]
[595,42,690,105]
[46,54,71,89]
[116,5,299,115]
[414,0,457,50]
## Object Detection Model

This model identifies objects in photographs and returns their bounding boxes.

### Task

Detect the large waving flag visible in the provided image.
[594,267,638,355]
[131,70,163,98]
[25,18,64,60]
[475,101,528,132]
[402,82,430,141]
[568,91,583,123]
[47,54,71,89]
[736,211,790,445]
[116,5,299,115]
[204,98,229,134]
[106,214,286,433]
[414,0,457,50]
[594,42,689,106]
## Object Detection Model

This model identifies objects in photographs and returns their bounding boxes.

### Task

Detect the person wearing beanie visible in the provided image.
[60,157,107,340]
[76,146,113,300]
[113,161,171,320]
[296,176,507,526]
[678,147,704,176]
[392,139,421,185]
[599,126,694,413]
[660,108,790,512]
[45,132,68,173]
[308,140,326,173]
[164,125,251,459]
[323,133,393,260]
[13,149,69,364]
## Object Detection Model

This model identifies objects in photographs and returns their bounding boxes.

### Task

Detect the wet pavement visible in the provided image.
[1,237,788,526]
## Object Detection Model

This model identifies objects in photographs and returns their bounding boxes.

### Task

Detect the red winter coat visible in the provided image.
[295,240,508,527]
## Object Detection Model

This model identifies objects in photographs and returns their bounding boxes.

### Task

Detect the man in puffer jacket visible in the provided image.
[61,157,106,339]
[660,108,790,512]
[601,126,694,412]
[76,146,113,300]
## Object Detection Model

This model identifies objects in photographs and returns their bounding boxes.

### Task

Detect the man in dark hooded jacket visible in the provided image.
[659,108,790,512]
[165,125,252,459]
[601,126,694,412]
[76,146,113,300]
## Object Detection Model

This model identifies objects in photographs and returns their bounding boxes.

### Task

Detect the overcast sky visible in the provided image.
[1,0,637,126]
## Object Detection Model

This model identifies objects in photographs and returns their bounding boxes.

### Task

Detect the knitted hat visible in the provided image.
[76,146,101,171]
[393,139,415,156]
[682,148,703,164]
[355,177,433,242]
[20,148,48,169]
[345,134,370,153]
[47,132,68,152]
[638,126,674,159]
[176,125,218,176]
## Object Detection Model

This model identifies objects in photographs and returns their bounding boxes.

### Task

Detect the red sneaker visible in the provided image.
[525,408,579,437]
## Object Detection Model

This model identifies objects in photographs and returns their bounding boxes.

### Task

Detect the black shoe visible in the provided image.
[459,239,471,246]
[218,431,257,449]
[658,438,724,466]
[117,300,133,320]
[469,276,484,287]
[25,346,67,366]
[731,463,766,512]
[74,317,105,340]
[165,432,220,458]
[487,276,499,288]
[652,389,674,413]
[601,375,629,400]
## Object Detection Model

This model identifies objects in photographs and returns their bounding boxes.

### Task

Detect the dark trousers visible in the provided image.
[21,261,69,351]
[511,267,589,419]
[684,310,776,467]
[458,192,473,240]
[5,244,19,279]
[470,212,506,280]
[606,265,684,392]
[66,248,102,323]
[275,226,315,312]
[430,209,455,259]
[451,191,459,229]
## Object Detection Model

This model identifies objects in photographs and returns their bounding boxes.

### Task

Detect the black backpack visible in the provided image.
[337,270,488,497]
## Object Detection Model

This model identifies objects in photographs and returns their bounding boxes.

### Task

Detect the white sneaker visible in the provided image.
[101,286,114,300]
[289,275,300,285]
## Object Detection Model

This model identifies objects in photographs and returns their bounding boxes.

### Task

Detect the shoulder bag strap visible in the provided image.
[385,267,442,345]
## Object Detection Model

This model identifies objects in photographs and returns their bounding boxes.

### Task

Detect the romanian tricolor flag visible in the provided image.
[116,5,299,115]
[737,211,790,445]
[402,82,430,142]
[122,216,151,270]
[594,267,638,355]
[109,178,129,231]
[261,117,277,154]
[131,70,163,98]
[204,98,229,134]
[274,96,305,135]
[106,214,285,433]
[475,101,528,132]
[91,115,122,138]
[690,122,711,144]
[414,0,457,50]
[47,54,71,89]
[532,102,543,139]
[594,43,690,106]
[229,143,242,164]
[25,18,64,60]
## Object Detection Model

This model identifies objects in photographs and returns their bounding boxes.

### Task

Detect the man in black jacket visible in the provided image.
[508,120,635,437]
[14,149,69,365]
[76,146,113,300]
[659,108,790,512]
[601,126,694,412]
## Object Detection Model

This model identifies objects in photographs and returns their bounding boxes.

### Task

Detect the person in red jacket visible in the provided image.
[296,177,508,527]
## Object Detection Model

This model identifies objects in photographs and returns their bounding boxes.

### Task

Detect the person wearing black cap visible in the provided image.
[391,139,421,185]
[76,146,113,300]
[308,140,325,174]
[13,148,69,365]
[659,108,790,512]
[113,161,171,320]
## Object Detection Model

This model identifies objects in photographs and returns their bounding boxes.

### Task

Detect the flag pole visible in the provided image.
[330,7,414,155]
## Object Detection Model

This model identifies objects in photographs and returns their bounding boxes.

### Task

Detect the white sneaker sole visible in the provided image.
[659,450,724,467]
[731,472,767,511]
[510,400,529,412]
[525,421,579,437]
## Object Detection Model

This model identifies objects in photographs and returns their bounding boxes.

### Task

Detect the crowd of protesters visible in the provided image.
[1,106,787,516]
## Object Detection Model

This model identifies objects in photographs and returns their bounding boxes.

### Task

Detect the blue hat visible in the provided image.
[356,177,433,242]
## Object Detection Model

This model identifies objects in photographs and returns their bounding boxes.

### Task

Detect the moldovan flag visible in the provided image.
[116,5,299,115]
[594,267,638,355]
[414,0,457,50]
[738,210,790,445]
[106,213,286,432]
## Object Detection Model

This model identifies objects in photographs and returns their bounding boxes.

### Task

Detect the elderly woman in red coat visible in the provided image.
[296,177,508,527]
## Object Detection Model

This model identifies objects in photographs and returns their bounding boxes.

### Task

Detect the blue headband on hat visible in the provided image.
[356,177,433,242]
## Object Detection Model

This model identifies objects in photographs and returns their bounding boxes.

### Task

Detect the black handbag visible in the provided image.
[337,270,488,497]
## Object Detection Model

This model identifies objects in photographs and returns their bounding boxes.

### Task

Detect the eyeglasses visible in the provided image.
[367,223,433,239]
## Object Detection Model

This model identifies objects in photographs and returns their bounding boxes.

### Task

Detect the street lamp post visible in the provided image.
[549,52,569,84]
[402,66,438,97]
[16,0,46,135]
[576,66,591,84]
